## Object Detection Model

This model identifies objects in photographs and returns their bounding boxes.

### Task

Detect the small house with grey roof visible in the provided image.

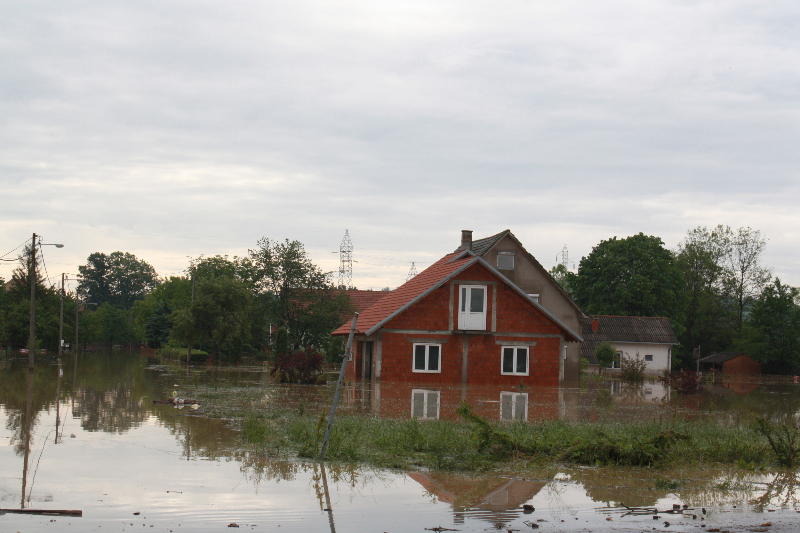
[581,315,679,374]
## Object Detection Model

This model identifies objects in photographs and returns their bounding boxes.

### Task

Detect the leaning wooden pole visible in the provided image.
[320,313,358,461]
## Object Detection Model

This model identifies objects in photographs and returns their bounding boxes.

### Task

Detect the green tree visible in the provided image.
[78,252,158,309]
[1,245,63,350]
[548,263,577,293]
[171,276,252,360]
[573,233,686,335]
[723,227,772,333]
[676,226,735,359]
[170,256,253,360]
[244,238,352,349]
[595,342,617,373]
[95,303,134,347]
[132,276,192,344]
[736,279,800,375]
[274,327,289,357]
[144,300,173,349]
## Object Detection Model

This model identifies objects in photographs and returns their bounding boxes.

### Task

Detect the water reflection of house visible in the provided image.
[333,232,582,388]
[408,471,546,527]
[360,382,561,422]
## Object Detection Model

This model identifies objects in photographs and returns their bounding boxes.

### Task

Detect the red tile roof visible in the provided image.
[343,289,389,313]
[333,251,582,342]
[333,251,475,336]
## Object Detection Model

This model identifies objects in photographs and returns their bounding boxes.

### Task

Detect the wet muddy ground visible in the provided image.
[1,352,798,532]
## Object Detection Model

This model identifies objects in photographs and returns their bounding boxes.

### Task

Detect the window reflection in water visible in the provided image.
[500,392,527,421]
[411,389,440,420]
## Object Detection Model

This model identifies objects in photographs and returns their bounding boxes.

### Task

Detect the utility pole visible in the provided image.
[58,273,65,357]
[28,233,36,369]
[75,294,80,354]
[187,268,195,364]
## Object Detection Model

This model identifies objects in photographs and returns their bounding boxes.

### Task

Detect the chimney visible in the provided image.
[591,318,599,332]
[460,230,473,251]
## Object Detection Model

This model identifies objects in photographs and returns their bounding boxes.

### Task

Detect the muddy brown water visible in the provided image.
[1,352,799,532]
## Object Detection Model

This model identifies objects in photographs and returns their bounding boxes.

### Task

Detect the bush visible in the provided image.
[270,347,325,384]
[754,417,800,468]
[595,342,616,373]
[620,354,647,382]
[660,370,702,394]
[274,327,289,358]
[325,335,346,364]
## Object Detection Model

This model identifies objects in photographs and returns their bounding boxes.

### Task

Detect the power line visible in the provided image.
[0,240,28,259]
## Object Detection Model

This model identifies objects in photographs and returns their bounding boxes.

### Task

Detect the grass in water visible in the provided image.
[237,401,778,472]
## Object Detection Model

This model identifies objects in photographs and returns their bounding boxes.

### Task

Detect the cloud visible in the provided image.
[1,0,799,289]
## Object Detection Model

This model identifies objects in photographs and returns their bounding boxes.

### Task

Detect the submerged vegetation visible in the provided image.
[231,396,795,472]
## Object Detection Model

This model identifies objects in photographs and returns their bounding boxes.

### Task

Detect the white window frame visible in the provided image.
[411,389,440,420]
[608,351,622,369]
[644,354,653,362]
[412,343,442,373]
[500,391,528,421]
[458,285,487,330]
[500,346,529,376]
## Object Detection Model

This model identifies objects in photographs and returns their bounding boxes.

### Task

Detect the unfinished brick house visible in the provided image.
[332,247,582,387]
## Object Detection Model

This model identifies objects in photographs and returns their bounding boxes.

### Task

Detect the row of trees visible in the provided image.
[550,226,800,374]
[1,238,352,361]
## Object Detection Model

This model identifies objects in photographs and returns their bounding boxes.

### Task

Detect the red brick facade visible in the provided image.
[342,262,574,387]
[722,355,761,375]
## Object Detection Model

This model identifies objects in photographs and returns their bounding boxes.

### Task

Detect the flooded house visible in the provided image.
[698,352,762,375]
[333,242,582,388]
[580,315,679,375]
[457,229,588,381]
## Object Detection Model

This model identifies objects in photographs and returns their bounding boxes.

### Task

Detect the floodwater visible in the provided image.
[2,352,799,532]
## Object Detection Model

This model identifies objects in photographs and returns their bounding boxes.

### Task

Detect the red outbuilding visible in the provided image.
[332,249,582,387]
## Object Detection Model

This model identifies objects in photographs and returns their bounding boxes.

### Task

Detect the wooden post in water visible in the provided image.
[320,313,358,461]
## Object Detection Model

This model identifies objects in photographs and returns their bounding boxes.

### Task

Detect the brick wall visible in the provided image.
[723,355,761,375]
[377,263,564,386]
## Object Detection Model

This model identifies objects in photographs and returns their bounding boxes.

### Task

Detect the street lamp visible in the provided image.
[28,233,64,369]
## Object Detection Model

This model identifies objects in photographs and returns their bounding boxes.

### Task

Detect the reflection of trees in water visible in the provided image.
[1,362,60,456]
[575,466,800,510]
[749,471,800,510]
[695,384,800,425]
[72,353,155,433]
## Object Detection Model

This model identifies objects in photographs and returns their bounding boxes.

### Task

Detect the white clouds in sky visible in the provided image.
[2,1,798,289]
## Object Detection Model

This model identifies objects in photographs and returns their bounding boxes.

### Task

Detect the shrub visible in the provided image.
[754,417,800,467]
[595,342,616,373]
[325,335,346,364]
[270,347,325,384]
[620,353,647,382]
[274,327,289,358]
[660,370,702,394]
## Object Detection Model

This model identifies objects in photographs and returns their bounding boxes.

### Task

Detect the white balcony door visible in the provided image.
[458,285,487,330]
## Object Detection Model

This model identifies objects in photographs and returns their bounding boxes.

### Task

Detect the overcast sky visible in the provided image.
[2,1,798,292]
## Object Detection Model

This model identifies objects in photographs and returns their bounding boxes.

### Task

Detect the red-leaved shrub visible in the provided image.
[270,348,325,384]
[660,370,703,394]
